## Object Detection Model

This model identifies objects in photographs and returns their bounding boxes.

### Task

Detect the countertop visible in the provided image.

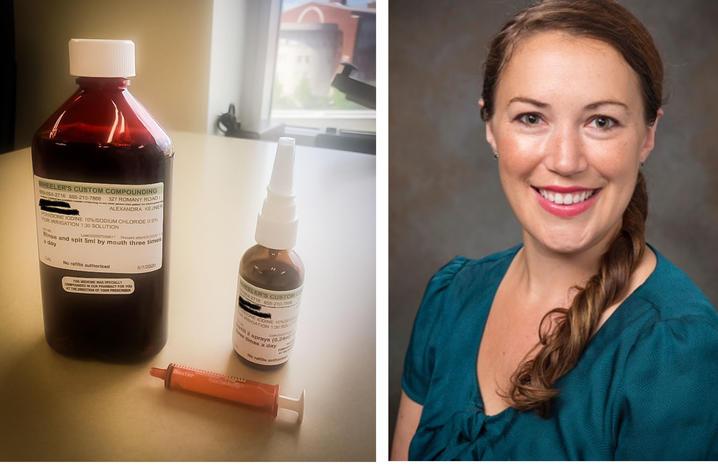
[0,131,376,461]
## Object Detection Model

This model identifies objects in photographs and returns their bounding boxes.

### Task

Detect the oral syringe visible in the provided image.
[149,363,305,423]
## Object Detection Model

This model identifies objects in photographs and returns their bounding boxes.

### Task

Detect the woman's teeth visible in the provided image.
[538,189,596,205]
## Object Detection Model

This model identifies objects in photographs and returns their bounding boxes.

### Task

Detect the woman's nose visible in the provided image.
[543,125,588,176]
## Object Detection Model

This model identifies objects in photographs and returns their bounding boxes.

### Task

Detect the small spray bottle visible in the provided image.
[233,137,304,367]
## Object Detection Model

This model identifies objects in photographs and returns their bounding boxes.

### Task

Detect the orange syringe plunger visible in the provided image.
[150,363,305,423]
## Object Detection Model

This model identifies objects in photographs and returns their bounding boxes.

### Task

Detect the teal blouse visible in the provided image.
[402,244,718,460]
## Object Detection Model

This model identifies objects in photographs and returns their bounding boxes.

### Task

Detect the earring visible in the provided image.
[493,152,499,159]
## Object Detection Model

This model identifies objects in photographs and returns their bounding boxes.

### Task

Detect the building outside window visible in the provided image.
[271,0,376,127]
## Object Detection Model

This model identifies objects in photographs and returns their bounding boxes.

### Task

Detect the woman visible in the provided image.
[391,0,718,461]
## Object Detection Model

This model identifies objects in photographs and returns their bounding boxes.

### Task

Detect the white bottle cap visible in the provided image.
[69,39,136,78]
[255,137,299,250]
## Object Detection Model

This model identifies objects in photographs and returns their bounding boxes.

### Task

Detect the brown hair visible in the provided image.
[480,0,663,417]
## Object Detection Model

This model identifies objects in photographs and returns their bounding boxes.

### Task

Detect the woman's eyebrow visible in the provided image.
[585,100,629,110]
[508,96,549,108]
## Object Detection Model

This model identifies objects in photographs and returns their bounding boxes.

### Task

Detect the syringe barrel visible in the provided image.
[164,364,279,416]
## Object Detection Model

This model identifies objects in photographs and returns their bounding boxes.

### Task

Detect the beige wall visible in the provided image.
[207,0,246,134]
[14,0,214,148]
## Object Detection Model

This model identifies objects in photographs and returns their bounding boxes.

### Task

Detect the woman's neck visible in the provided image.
[514,224,621,307]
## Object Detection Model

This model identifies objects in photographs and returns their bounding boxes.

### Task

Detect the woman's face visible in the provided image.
[485,31,661,255]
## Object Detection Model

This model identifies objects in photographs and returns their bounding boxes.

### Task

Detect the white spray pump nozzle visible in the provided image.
[278,389,305,424]
[268,137,295,196]
[255,137,298,250]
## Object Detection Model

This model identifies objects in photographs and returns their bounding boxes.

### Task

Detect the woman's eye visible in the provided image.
[589,116,618,130]
[517,113,542,126]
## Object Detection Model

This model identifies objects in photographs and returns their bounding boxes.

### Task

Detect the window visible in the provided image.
[271,0,376,132]
[235,0,376,151]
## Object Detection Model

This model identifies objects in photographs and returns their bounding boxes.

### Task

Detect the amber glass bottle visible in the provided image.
[236,245,305,368]
[32,39,173,362]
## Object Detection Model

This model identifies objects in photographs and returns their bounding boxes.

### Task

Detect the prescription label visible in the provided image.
[233,277,303,365]
[62,277,135,295]
[33,176,163,274]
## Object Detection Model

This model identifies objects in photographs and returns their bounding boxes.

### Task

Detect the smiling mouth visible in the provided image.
[531,186,602,205]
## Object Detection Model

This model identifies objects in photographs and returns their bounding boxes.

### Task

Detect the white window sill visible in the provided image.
[270,110,376,132]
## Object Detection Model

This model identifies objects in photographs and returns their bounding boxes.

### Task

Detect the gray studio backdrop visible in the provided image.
[389,0,718,443]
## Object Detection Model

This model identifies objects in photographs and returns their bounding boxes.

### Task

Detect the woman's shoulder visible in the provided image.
[611,245,718,380]
[613,312,718,459]
[416,245,522,322]
[631,245,718,327]
[401,245,523,405]
[612,251,718,459]
[436,244,522,289]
